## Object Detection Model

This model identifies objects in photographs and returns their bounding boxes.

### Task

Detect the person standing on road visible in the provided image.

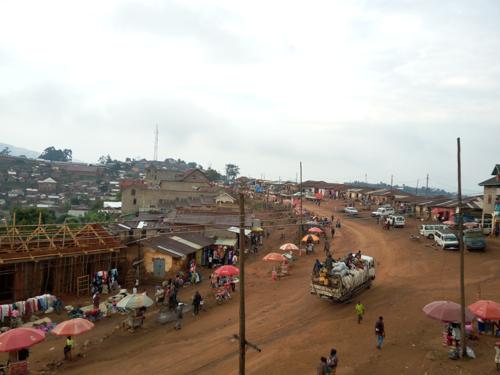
[375,316,385,349]
[192,291,202,316]
[175,303,184,330]
[355,301,365,324]
[324,240,330,256]
[317,357,328,375]
[331,226,335,239]
[494,342,500,371]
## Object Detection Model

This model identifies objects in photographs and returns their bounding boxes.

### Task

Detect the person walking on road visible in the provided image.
[324,240,330,256]
[192,291,202,316]
[355,301,365,324]
[327,348,338,374]
[175,303,184,330]
[495,342,500,371]
[375,316,385,349]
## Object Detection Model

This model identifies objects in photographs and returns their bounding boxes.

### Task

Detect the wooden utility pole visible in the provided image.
[425,174,429,196]
[457,137,466,357]
[239,193,246,375]
[415,179,419,196]
[390,175,393,191]
[299,162,303,242]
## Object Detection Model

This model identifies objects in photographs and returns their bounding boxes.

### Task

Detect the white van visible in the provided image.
[434,230,459,250]
[388,215,405,228]
[419,224,449,239]
[372,207,395,217]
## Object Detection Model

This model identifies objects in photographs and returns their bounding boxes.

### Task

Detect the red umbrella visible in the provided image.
[308,227,323,234]
[263,252,286,262]
[0,328,45,352]
[468,300,500,320]
[213,265,240,277]
[422,301,474,323]
[52,318,95,336]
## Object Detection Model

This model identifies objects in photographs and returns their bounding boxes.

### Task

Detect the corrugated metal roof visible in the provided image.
[215,238,237,247]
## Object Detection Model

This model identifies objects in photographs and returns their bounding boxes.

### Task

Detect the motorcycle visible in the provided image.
[215,289,231,305]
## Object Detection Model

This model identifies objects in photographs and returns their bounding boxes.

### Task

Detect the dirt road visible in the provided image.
[25,200,500,374]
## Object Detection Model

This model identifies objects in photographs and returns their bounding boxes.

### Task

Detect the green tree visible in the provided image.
[225,164,240,184]
[12,207,56,225]
[39,147,72,162]
[0,147,11,156]
[205,167,222,182]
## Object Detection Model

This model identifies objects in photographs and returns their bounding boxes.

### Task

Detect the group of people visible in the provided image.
[207,247,239,268]
[317,348,338,374]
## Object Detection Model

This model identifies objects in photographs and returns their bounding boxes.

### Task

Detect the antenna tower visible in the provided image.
[154,125,159,161]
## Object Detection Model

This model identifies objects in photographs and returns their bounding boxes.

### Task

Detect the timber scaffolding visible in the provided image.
[0,217,125,302]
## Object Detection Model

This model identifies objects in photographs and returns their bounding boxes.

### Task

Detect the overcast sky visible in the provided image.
[1,0,499,193]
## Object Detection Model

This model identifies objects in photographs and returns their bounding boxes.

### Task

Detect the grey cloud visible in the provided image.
[112,1,258,63]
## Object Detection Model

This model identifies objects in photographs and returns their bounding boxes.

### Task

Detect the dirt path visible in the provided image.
[24,200,500,374]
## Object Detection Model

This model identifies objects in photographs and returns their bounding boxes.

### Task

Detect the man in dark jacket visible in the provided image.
[192,291,202,316]
[375,316,385,349]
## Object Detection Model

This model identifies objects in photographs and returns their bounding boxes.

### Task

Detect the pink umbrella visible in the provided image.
[0,328,45,352]
[422,301,474,323]
[279,243,299,251]
[52,318,95,336]
[308,227,323,234]
[213,265,240,277]
[443,220,455,226]
[263,252,286,262]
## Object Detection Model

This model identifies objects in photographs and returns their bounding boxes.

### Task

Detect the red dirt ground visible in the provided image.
[10,199,500,374]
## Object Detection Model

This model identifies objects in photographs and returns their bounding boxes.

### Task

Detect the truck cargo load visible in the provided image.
[310,254,375,302]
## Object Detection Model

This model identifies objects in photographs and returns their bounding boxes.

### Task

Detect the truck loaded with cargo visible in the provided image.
[310,252,375,302]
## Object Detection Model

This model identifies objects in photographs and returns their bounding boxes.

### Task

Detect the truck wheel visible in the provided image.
[428,234,434,239]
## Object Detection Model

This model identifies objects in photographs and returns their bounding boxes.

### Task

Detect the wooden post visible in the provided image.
[457,137,466,357]
[239,193,246,375]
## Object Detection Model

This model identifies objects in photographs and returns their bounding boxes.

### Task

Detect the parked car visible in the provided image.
[371,207,395,217]
[463,229,486,251]
[419,224,449,239]
[434,230,459,250]
[344,207,358,216]
[387,215,405,228]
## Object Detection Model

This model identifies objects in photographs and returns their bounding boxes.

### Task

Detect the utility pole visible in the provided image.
[153,125,159,161]
[415,179,419,196]
[390,175,393,192]
[457,137,466,357]
[300,162,303,242]
[365,173,368,184]
[426,174,429,196]
[239,193,246,375]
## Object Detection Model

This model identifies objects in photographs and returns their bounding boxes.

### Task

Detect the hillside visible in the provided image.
[0,143,40,158]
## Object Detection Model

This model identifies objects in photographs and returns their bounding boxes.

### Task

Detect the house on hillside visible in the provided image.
[38,177,57,193]
[215,192,236,205]
[479,164,500,233]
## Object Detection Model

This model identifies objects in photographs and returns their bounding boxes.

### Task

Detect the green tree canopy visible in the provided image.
[39,147,72,162]
[205,167,222,182]
[225,164,240,183]
[12,207,56,225]
[0,147,11,156]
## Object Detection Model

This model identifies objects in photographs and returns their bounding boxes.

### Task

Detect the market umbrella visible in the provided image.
[52,318,95,336]
[116,293,154,310]
[463,222,479,229]
[422,301,474,323]
[443,220,455,226]
[308,227,323,234]
[263,252,286,262]
[279,243,299,251]
[213,265,240,277]
[251,227,264,232]
[468,300,500,320]
[0,328,46,352]
[301,235,319,243]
